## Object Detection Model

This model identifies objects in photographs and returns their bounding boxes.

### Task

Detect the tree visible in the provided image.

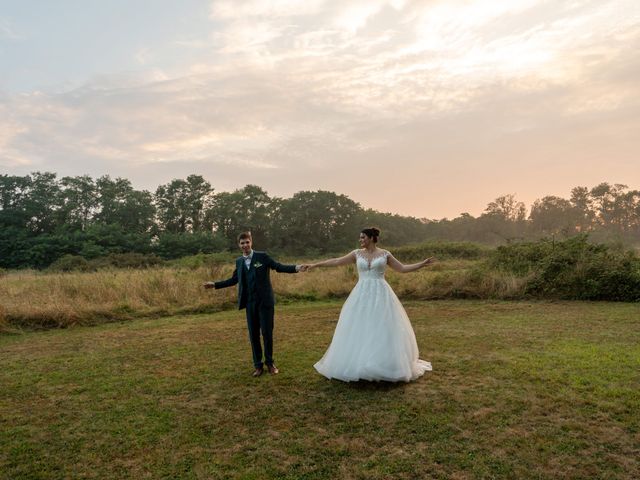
[529,196,576,237]
[479,194,528,242]
[611,187,640,234]
[209,185,274,247]
[569,186,595,232]
[22,172,61,234]
[155,175,214,233]
[95,176,155,233]
[589,182,631,231]
[57,175,98,230]
[485,194,527,221]
[0,174,31,228]
[617,189,640,235]
[272,190,362,252]
[358,209,429,246]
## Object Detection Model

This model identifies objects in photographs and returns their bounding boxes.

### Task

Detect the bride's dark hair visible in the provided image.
[361,227,381,243]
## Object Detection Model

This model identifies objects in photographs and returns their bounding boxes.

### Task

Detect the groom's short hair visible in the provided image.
[237,231,252,242]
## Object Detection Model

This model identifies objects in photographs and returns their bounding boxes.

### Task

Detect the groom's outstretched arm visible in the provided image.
[263,254,299,274]
[203,267,239,289]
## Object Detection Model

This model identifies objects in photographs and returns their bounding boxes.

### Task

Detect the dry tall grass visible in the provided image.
[0,259,527,330]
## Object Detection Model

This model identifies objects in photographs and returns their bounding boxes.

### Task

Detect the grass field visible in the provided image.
[1,300,639,479]
[0,258,526,332]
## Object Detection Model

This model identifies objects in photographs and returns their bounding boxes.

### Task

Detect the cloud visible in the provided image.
[210,0,328,19]
[0,18,21,40]
[1,0,639,216]
[201,0,640,118]
[134,47,150,65]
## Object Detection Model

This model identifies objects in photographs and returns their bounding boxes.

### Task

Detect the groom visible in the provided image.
[203,232,305,377]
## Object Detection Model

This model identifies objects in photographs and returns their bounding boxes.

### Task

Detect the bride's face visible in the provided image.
[359,233,371,248]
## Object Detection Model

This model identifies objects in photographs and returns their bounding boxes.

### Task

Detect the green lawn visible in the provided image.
[1,300,639,479]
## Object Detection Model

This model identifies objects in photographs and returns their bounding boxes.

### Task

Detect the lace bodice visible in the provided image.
[354,249,389,279]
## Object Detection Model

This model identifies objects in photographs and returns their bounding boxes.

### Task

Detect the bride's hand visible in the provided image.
[422,257,435,267]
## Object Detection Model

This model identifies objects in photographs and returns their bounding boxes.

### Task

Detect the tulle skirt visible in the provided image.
[314,277,432,382]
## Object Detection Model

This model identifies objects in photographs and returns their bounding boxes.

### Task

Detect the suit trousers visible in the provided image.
[245,301,275,368]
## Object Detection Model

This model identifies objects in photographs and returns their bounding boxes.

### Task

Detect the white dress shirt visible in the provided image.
[243,250,253,269]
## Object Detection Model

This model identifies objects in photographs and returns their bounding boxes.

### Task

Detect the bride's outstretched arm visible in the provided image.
[307,251,356,269]
[387,252,435,273]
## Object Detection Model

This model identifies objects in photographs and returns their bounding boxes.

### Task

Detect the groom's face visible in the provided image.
[239,238,252,256]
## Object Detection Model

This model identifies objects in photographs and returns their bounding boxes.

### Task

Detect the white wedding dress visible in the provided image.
[314,249,432,382]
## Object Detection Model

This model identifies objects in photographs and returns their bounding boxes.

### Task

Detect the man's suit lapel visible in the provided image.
[248,252,259,272]
[237,257,244,283]
[247,256,255,279]
[247,253,259,284]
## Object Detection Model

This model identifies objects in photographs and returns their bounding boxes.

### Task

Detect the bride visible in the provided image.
[307,227,434,382]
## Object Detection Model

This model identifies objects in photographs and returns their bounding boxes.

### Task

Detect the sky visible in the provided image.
[1,0,639,219]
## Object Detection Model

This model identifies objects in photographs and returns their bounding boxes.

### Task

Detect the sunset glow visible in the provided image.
[1,0,639,218]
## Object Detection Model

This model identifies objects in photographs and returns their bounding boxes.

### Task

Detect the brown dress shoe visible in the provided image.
[252,367,263,377]
[267,364,279,375]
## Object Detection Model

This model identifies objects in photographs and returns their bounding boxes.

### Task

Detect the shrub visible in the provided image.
[486,235,640,301]
[153,232,227,259]
[392,241,491,262]
[89,253,165,269]
[169,252,236,270]
[48,255,92,272]
[488,238,556,276]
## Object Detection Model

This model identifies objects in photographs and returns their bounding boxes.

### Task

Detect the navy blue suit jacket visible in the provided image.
[214,251,297,309]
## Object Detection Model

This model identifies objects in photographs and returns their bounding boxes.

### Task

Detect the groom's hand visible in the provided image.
[203,282,216,289]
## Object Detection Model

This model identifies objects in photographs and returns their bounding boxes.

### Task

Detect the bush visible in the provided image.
[48,255,92,272]
[169,252,236,270]
[488,239,555,276]
[486,235,640,301]
[392,241,491,262]
[89,253,165,269]
[153,232,227,259]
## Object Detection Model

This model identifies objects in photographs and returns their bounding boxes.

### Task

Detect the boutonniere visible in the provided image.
[253,261,263,268]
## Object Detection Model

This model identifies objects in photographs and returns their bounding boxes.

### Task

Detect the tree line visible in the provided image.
[0,172,428,268]
[427,184,640,245]
[0,172,638,269]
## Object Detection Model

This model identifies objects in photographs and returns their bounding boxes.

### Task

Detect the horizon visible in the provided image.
[1,0,639,219]
[5,169,636,222]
